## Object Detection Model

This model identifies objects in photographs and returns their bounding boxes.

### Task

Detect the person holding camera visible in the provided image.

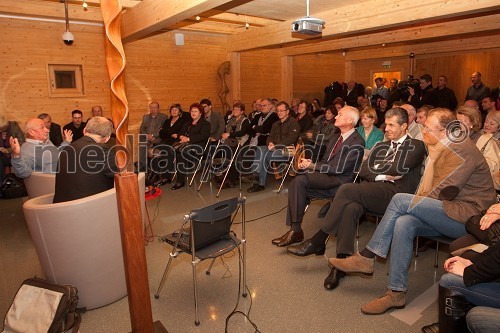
[408,74,439,109]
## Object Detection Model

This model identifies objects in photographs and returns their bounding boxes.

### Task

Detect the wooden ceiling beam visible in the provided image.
[0,0,102,22]
[121,0,235,43]
[281,13,500,56]
[344,34,500,61]
[227,0,500,52]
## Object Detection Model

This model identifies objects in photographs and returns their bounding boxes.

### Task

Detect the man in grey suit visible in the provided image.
[200,99,224,142]
[138,101,167,171]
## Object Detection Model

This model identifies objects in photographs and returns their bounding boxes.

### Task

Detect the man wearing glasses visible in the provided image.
[63,110,86,141]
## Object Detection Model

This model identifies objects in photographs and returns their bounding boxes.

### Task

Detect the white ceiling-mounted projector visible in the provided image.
[291,0,325,35]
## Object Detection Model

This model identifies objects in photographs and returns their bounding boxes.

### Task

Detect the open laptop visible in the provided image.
[161,215,232,252]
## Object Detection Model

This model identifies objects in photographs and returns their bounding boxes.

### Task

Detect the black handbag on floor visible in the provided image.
[1,173,27,199]
[3,277,81,333]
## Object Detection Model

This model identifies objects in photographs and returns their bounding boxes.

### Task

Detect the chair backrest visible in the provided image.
[189,197,239,250]
[23,172,56,198]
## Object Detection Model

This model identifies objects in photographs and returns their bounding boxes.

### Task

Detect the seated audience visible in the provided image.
[311,98,324,118]
[356,108,384,158]
[456,106,499,188]
[53,117,116,203]
[483,110,500,143]
[214,102,250,188]
[38,113,63,147]
[375,98,389,128]
[402,103,423,141]
[63,109,86,142]
[416,105,432,124]
[200,99,224,143]
[296,100,314,135]
[149,103,190,185]
[248,99,262,122]
[10,118,72,178]
[247,101,300,193]
[271,105,364,247]
[333,97,345,113]
[302,105,339,161]
[330,108,496,315]
[422,203,500,333]
[138,102,168,171]
[287,108,426,292]
[170,103,211,190]
[0,115,25,184]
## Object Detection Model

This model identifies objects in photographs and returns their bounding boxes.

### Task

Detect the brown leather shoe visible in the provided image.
[421,322,439,333]
[272,230,292,246]
[361,290,406,315]
[328,252,374,274]
[276,230,304,247]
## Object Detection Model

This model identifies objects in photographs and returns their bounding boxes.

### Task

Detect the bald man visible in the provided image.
[10,118,73,178]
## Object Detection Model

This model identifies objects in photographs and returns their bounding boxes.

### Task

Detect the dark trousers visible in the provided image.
[286,172,341,225]
[320,181,397,255]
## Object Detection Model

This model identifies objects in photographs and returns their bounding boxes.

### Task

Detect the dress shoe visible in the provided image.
[247,184,265,193]
[421,323,439,333]
[272,230,291,245]
[328,252,374,274]
[324,267,346,290]
[171,182,185,190]
[276,230,304,247]
[286,238,325,255]
[361,290,406,315]
[318,201,331,218]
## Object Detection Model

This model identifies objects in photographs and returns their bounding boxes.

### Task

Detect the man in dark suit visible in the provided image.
[343,80,359,107]
[63,110,86,142]
[287,107,427,290]
[271,105,365,247]
[53,117,116,203]
[38,113,63,147]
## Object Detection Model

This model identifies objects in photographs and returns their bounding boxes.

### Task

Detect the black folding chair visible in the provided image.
[154,197,247,326]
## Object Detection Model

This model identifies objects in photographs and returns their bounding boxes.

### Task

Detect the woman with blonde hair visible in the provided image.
[356,108,384,159]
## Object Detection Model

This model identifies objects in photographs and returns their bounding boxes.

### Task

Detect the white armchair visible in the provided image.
[22,173,146,310]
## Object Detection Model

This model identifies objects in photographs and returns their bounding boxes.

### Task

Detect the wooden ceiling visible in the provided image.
[2,0,500,54]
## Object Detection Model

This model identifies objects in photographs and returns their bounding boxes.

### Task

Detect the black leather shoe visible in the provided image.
[276,230,304,247]
[318,201,331,218]
[286,239,325,255]
[272,230,292,246]
[324,267,346,290]
[171,182,185,190]
[247,184,265,193]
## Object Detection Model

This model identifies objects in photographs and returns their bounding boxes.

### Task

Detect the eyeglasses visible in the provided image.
[201,105,209,109]
[422,126,445,133]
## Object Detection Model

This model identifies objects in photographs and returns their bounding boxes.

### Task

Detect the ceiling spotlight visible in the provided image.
[82,0,88,10]
[63,0,74,45]
[245,22,250,29]
[195,15,201,21]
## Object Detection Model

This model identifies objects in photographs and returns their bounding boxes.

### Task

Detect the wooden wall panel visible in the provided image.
[0,18,110,128]
[293,53,345,105]
[124,31,228,129]
[239,49,281,107]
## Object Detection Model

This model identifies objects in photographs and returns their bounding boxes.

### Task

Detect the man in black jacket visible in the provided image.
[287,107,426,291]
[38,113,63,147]
[54,117,116,203]
[247,101,299,192]
[435,75,458,111]
[408,74,439,109]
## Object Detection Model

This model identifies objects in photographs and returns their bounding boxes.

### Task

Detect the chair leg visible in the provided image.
[192,259,200,326]
[434,241,440,268]
[356,219,360,239]
[415,236,419,257]
[206,258,216,275]
[154,254,176,298]
[277,157,294,193]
